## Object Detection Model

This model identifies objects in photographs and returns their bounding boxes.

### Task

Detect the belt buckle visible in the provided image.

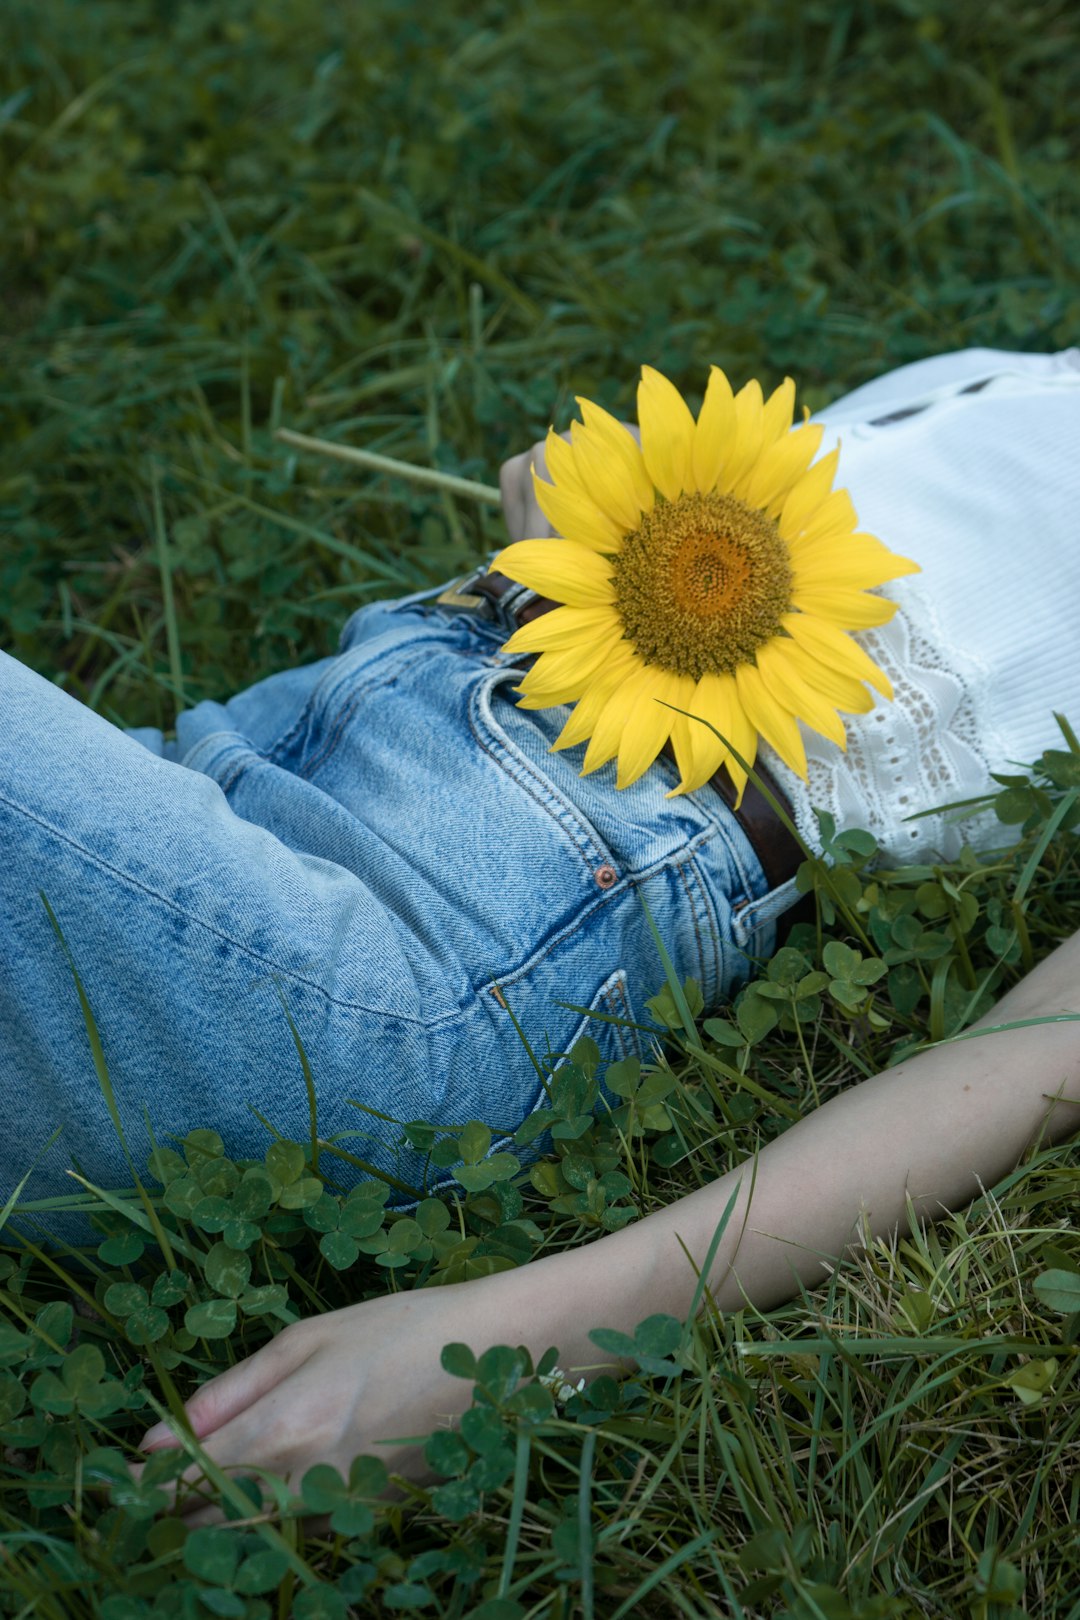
[435,571,538,634]
[435,572,490,616]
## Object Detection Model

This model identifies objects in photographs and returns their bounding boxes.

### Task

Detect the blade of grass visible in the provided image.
[151,462,186,711]
[639,890,699,1047]
[0,1128,64,1235]
[608,1529,722,1620]
[497,1427,533,1598]
[275,427,502,504]
[39,892,178,1269]
[1014,789,1079,906]
[273,982,320,1177]
[578,1427,597,1620]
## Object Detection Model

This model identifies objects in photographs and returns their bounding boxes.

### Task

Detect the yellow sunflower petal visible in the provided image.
[780,612,893,699]
[576,399,655,516]
[741,421,825,515]
[793,535,920,591]
[532,472,624,553]
[615,670,694,789]
[793,530,914,569]
[755,639,847,749]
[674,671,759,796]
[637,365,696,500]
[789,586,898,630]
[713,677,759,804]
[552,647,639,751]
[570,419,648,532]
[543,428,590,500]
[778,446,841,541]
[513,689,589,711]
[759,377,796,449]
[493,539,615,605]
[691,365,736,494]
[667,712,699,791]
[789,485,857,546]
[781,639,878,712]
[675,713,722,791]
[716,379,766,495]
[581,664,656,774]
[736,662,808,780]
[502,604,620,657]
[672,672,735,791]
[513,628,625,702]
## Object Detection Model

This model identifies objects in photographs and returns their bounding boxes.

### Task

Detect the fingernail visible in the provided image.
[139,1423,170,1450]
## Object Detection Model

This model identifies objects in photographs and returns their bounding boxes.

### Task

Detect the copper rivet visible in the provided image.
[595,864,617,889]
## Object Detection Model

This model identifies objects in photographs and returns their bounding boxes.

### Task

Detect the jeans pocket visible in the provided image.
[497,965,642,1160]
[469,666,620,887]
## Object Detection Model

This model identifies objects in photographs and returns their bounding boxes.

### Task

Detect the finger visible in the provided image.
[499,453,528,542]
[139,1322,314,1450]
[135,1419,297,1523]
[125,1451,242,1527]
[160,1366,323,1495]
[530,435,552,482]
[523,468,557,540]
[523,437,557,541]
[500,436,566,542]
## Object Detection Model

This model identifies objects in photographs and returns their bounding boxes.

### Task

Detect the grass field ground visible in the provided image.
[3,2,1080,1615]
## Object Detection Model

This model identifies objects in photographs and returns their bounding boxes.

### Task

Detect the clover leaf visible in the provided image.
[300,1455,387,1535]
[30,1345,130,1418]
[102,1282,170,1347]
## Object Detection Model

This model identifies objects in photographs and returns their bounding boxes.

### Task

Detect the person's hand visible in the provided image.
[130,1285,506,1530]
[499,420,641,542]
[127,1246,617,1531]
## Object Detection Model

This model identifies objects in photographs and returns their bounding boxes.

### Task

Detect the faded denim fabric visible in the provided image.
[0,591,772,1237]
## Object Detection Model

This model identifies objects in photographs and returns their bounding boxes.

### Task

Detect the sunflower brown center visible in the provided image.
[613,490,792,679]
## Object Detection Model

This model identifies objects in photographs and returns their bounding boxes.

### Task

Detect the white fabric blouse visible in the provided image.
[761,347,1080,864]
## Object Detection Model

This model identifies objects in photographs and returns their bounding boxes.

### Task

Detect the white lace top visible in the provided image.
[761,347,1080,863]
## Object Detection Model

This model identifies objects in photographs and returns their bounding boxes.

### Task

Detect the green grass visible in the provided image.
[3,0,1080,1615]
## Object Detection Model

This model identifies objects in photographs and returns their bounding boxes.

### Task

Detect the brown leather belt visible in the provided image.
[439,568,806,893]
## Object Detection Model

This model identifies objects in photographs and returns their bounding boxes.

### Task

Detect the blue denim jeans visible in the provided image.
[0,587,783,1232]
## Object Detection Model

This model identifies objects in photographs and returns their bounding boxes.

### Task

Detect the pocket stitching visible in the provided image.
[468,668,617,877]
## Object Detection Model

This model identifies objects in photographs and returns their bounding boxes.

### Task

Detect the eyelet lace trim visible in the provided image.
[763,585,1011,864]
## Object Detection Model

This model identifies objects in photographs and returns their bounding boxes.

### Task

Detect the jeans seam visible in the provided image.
[264,698,315,766]
[675,857,708,1003]
[168,760,751,1015]
[0,790,470,1032]
[217,759,250,797]
[261,647,377,766]
[603,973,635,1062]
[695,853,724,1003]
[296,648,436,781]
[683,855,724,1009]
[264,646,384,764]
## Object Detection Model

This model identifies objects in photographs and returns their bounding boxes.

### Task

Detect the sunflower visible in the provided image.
[492,366,918,800]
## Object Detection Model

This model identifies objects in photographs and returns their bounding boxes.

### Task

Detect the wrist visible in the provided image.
[451,1232,642,1376]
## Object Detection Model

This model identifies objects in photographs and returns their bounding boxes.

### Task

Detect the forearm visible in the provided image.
[154,937,1080,1511]
[497,930,1080,1367]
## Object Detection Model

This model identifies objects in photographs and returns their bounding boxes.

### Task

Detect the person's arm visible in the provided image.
[518,929,1080,1352]
[138,929,1080,1521]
